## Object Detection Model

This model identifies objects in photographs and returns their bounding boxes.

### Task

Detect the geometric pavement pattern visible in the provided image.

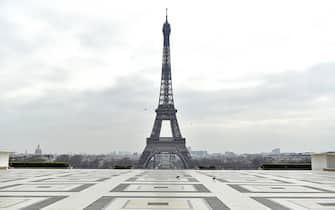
[0,169,335,209]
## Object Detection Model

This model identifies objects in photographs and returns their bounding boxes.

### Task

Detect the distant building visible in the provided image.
[271,148,280,154]
[191,151,209,159]
[224,152,236,157]
[35,144,42,156]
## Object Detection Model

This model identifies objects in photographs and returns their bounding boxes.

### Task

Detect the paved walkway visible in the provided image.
[0,169,335,209]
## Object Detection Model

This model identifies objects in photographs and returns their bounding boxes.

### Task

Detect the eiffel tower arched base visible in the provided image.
[137,138,192,169]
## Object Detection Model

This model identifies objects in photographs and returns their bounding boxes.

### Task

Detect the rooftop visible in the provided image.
[0,169,335,209]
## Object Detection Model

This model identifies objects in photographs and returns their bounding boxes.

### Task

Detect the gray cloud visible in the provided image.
[78,21,124,50]
[0,63,334,153]
[179,63,335,118]
[177,63,335,152]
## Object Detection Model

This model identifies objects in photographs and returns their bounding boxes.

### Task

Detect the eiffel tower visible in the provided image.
[138,10,192,169]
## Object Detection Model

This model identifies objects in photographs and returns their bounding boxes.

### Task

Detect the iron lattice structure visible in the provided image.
[138,11,192,169]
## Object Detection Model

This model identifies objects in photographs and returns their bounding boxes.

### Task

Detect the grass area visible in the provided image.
[10,162,70,168]
[261,162,311,170]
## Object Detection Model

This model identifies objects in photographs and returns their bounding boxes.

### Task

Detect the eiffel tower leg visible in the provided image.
[150,118,162,139]
[170,117,182,138]
[138,148,150,168]
[138,150,157,169]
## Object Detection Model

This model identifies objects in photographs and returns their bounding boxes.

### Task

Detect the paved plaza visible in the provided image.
[0,169,335,209]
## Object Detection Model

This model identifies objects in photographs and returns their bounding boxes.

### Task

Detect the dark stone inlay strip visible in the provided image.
[22,196,67,210]
[59,174,76,177]
[33,178,51,182]
[0,183,95,192]
[228,184,250,192]
[273,179,292,184]
[0,184,21,190]
[306,185,334,193]
[0,196,67,210]
[97,177,110,181]
[319,203,335,206]
[252,197,335,210]
[254,175,268,178]
[217,178,288,184]
[126,177,198,182]
[71,183,95,192]
[212,177,291,184]
[206,197,231,210]
[34,177,109,182]
[148,202,168,206]
[126,177,137,181]
[189,178,199,182]
[111,183,210,192]
[0,178,25,183]
[252,197,290,210]
[228,184,334,193]
[302,180,322,184]
[84,196,230,210]
[194,184,211,192]
[111,184,129,192]
[84,196,114,210]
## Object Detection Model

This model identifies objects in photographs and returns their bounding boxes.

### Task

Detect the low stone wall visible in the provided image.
[312,153,335,171]
[0,151,10,169]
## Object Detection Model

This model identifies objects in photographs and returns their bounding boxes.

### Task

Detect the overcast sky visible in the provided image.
[1,0,335,154]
